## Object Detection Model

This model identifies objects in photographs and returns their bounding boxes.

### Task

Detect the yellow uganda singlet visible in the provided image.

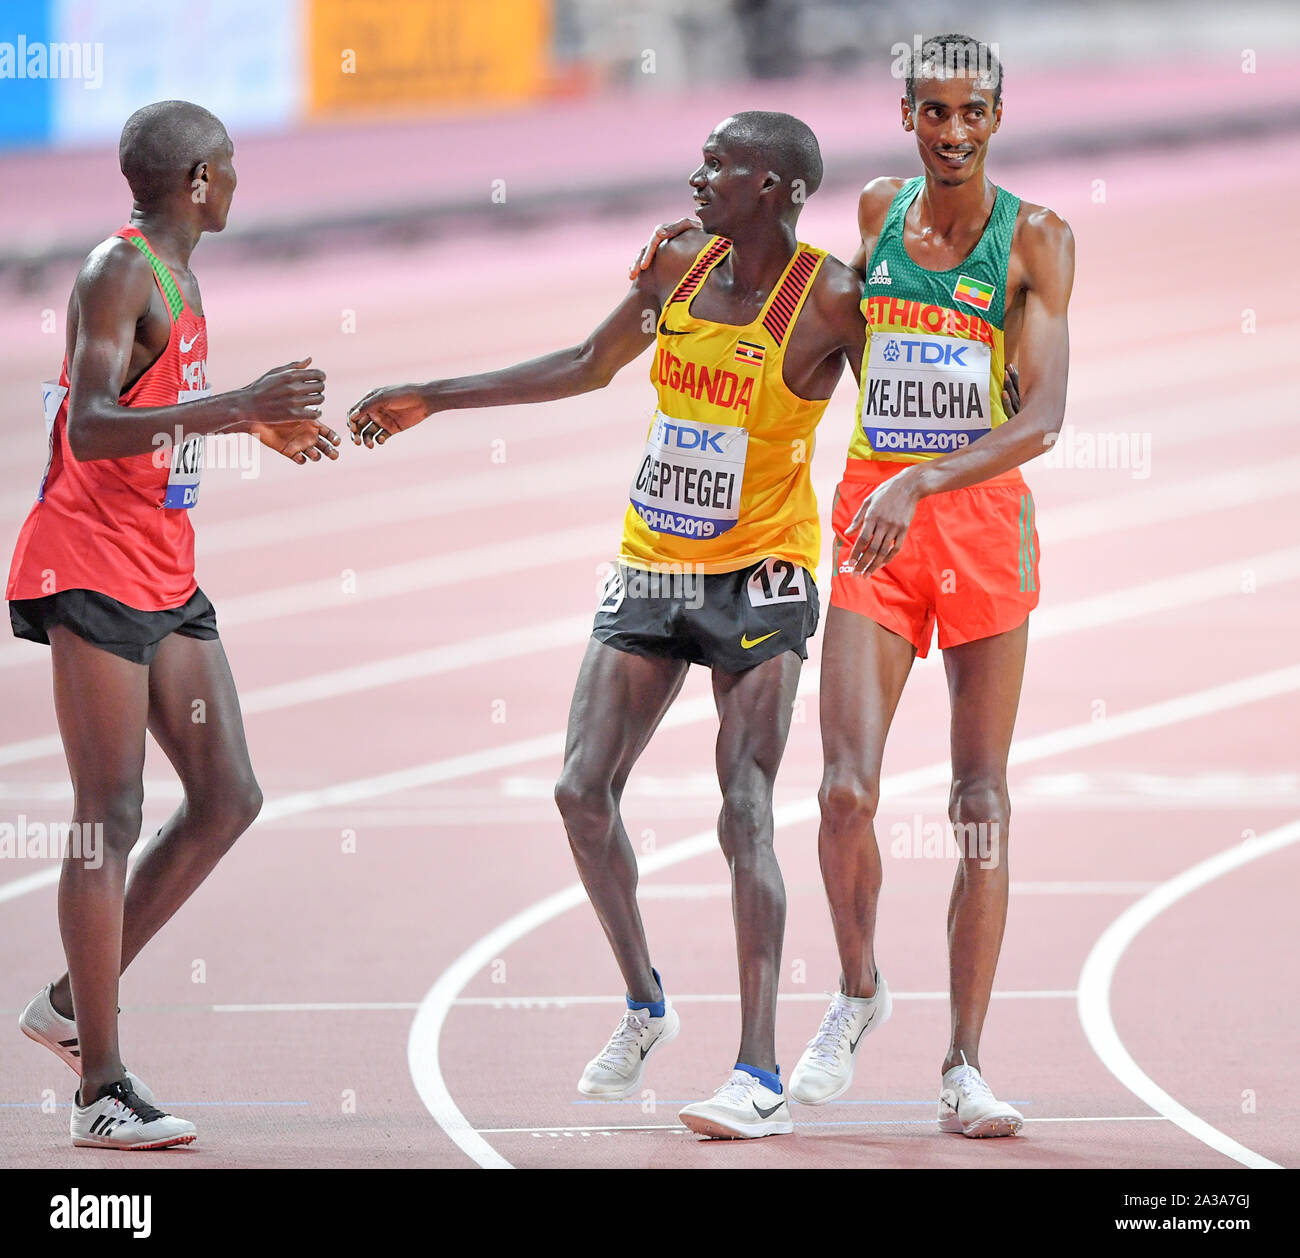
[620,236,830,575]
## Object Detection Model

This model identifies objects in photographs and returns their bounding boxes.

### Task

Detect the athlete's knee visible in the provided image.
[226,777,263,835]
[818,769,881,833]
[717,786,773,861]
[949,776,1009,826]
[948,777,1010,863]
[188,771,263,843]
[554,764,617,839]
[80,782,145,855]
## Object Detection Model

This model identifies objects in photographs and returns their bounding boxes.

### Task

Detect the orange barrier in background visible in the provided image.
[307,0,551,116]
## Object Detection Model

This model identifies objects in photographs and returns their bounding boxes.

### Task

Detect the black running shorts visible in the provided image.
[592,557,819,674]
[9,586,220,666]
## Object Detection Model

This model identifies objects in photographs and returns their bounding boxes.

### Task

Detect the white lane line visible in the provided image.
[1010,882,1156,895]
[8,786,1292,821]
[6,442,1297,675]
[0,521,612,672]
[1077,818,1300,1170]
[473,1116,1172,1135]
[406,661,1300,1169]
[1027,544,1300,639]
[214,1002,419,1013]
[0,680,762,905]
[194,990,1077,1014]
[1039,454,1300,545]
[0,318,1290,492]
[0,865,71,905]
[0,614,589,768]
[194,447,627,558]
[451,990,1076,1007]
[641,880,1155,897]
[2,556,1297,893]
[3,553,1296,1154]
[1008,666,1300,767]
[4,536,1299,770]
[481,1124,681,1135]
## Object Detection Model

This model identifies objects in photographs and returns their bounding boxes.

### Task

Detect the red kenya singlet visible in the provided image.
[7,226,210,611]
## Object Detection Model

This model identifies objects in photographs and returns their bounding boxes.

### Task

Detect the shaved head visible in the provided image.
[119,100,229,204]
[716,111,823,200]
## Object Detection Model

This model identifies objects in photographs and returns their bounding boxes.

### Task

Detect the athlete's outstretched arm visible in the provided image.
[65,240,334,463]
[347,244,697,447]
[846,211,1074,574]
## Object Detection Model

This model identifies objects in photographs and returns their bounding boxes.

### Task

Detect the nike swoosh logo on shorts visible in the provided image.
[741,630,781,650]
[179,333,198,353]
[753,1099,784,1119]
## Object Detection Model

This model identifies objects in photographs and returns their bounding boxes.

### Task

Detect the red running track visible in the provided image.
[0,134,1297,1169]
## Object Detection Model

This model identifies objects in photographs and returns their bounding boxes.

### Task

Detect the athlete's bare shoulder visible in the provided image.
[857,176,907,241]
[1010,200,1075,293]
[807,251,865,329]
[787,252,865,386]
[636,226,712,301]
[74,235,155,314]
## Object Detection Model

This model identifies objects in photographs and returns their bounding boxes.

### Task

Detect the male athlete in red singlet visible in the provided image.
[8,100,338,1149]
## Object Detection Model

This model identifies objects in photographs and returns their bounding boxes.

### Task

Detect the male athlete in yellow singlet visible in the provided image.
[348,113,869,1137]
[636,35,1075,1137]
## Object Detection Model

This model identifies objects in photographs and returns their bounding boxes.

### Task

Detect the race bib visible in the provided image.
[164,385,210,510]
[37,380,68,502]
[597,566,625,614]
[860,330,991,455]
[746,557,808,607]
[629,411,747,540]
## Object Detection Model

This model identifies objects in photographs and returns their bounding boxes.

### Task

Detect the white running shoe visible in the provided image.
[19,984,156,1105]
[70,1079,196,1150]
[789,976,893,1105]
[678,1069,794,1139]
[938,1053,1024,1137]
[577,1003,680,1098]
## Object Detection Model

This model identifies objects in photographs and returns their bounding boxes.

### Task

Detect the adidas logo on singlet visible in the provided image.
[868,260,892,286]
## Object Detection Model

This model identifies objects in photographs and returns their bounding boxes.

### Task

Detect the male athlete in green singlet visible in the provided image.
[637,34,1074,1137]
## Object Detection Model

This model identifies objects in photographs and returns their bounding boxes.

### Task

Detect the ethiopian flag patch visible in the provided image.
[953,274,995,311]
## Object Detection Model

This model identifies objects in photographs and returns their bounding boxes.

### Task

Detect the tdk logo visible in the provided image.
[884,339,970,367]
[657,420,726,453]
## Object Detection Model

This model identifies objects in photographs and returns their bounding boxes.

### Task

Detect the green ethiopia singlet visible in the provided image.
[848,175,1020,464]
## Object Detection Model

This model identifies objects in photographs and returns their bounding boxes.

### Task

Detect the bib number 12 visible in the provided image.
[747,557,807,607]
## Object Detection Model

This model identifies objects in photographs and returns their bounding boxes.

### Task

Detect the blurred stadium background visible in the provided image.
[2,0,1299,272]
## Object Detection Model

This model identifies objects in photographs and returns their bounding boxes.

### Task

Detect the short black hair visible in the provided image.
[715,110,824,200]
[119,100,228,204]
[906,34,1002,111]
